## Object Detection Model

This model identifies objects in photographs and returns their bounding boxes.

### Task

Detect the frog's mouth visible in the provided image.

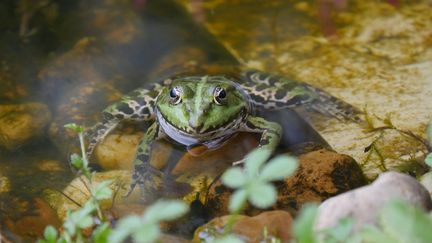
[155,108,246,145]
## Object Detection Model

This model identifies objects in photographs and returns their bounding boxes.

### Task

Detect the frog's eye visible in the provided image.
[169,87,181,105]
[214,87,227,105]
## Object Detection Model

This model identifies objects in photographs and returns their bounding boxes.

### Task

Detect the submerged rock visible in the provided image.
[4,198,61,240]
[206,149,367,217]
[0,175,11,193]
[95,132,143,170]
[43,170,136,220]
[193,210,293,243]
[315,171,432,232]
[0,103,51,150]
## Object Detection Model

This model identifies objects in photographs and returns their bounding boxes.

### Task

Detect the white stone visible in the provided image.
[315,171,432,232]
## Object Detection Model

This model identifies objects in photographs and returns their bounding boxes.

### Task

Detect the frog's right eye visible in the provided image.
[169,87,181,104]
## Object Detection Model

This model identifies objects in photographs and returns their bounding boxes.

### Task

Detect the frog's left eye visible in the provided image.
[169,87,181,105]
[214,87,227,105]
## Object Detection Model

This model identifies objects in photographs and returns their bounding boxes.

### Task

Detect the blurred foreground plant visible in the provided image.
[38,123,188,243]
[213,148,298,242]
[293,200,432,243]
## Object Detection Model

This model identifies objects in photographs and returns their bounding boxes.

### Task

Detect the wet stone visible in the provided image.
[205,149,367,217]
[5,198,61,240]
[0,175,11,193]
[95,132,143,170]
[0,103,51,150]
[420,171,432,198]
[315,171,432,232]
[43,170,136,220]
[193,210,293,243]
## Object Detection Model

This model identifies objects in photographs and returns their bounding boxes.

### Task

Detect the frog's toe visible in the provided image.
[124,163,164,202]
[232,158,245,166]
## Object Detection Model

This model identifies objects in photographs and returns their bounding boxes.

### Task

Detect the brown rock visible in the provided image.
[0,103,51,150]
[5,198,61,239]
[43,170,136,220]
[277,149,367,210]
[193,211,293,243]
[205,149,367,217]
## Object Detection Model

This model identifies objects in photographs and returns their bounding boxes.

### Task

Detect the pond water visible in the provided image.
[1,0,431,241]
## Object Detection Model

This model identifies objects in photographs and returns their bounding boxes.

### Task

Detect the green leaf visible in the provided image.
[143,200,189,223]
[245,148,271,177]
[70,153,83,170]
[132,223,160,243]
[356,225,395,243]
[64,202,95,235]
[109,215,141,243]
[248,183,277,208]
[93,180,113,200]
[92,222,111,243]
[379,200,432,242]
[64,123,84,133]
[221,167,246,188]
[425,153,432,168]
[292,204,319,243]
[229,189,248,213]
[260,155,298,181]
[321,218,353,242]
[213,234,244,243]
[43,225,58,243]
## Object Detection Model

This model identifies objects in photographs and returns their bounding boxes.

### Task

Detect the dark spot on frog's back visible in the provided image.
[275,89,286,100]
[118,103,135,115]
[286,94,310,106]
[251,94,266,104]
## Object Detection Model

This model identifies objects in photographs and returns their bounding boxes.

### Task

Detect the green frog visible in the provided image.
[86,70,362,200]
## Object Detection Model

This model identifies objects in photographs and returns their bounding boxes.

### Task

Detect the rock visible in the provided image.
[0,103,51,150]
[205,149,367,217]
[0,62,28,101]
[95,132,143,170]
[36,159,64,172]
[43,170,138,220]
[315,171,432,232]
[277,149,367,210]
[419,171,432,198]
[193,210,293,243]
[95,132,176,171]
[5,198,61,239]
[0,175,11,193]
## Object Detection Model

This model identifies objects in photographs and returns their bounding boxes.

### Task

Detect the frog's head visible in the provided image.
[156,75,250,135]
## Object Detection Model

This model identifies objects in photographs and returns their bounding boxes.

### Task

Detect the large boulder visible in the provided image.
[0,103,51,150]
[315,171,432,232]
[205,149,367,217]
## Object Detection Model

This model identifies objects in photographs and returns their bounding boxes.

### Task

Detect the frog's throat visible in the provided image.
[155,108,248,147]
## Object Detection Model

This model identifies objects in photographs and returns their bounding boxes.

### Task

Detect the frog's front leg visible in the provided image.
[235,116,282,165]
[125,121,165,201]
[85,88,158,159]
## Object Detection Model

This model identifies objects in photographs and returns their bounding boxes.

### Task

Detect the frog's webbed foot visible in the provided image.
[125,163,193,203]
[124,163,164,203]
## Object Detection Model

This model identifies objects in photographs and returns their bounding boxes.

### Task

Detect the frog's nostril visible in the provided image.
[188,120,203,132]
